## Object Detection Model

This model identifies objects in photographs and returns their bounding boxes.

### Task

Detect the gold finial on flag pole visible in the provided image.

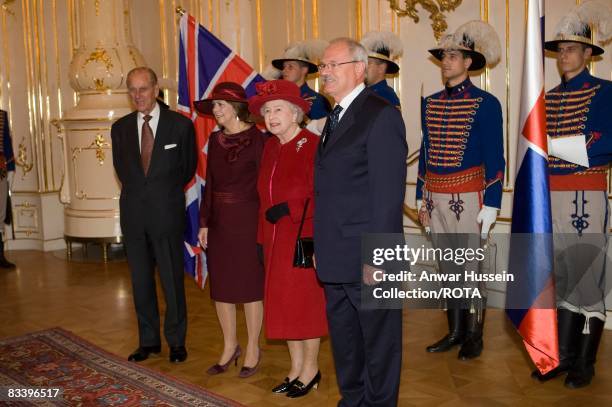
[176,6,186,16]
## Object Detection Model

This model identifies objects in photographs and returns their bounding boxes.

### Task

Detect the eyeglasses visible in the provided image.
[317,60,359,71]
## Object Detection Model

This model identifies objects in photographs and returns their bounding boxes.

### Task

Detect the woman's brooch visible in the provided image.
[296,137,308,152]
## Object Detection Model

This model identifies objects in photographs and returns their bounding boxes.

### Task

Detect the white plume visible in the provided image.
[453,20,501,65]
[361,31,404,58]
[262,64,281,80]
[436,33,457,50]
[574,0,612,42]
[554,11,585,39]
[283,39,329,62]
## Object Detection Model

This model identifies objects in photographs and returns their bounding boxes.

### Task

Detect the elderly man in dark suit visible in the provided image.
[314,38,407,407]
[111,67,197,363]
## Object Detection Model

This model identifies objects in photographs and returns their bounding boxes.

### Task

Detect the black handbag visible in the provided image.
[293,198,314,268]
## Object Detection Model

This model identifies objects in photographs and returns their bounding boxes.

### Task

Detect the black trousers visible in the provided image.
[324,282,402,407]
[124,232,187,348]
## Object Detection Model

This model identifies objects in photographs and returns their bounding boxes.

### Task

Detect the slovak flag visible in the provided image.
[506,0,559,374]
[177,13,265,288]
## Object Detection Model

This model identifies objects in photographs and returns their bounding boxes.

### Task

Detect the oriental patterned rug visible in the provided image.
[0,327,242,406]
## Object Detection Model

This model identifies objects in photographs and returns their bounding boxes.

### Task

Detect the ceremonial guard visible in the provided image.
[0,109,15,269]
[270,40,331,120]
[416,21,504,360]
[361,31,403,109]
[533,0,612,388]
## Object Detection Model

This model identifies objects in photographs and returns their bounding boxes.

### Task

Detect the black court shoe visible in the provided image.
[272,377,298,394]
[286,371,321,398]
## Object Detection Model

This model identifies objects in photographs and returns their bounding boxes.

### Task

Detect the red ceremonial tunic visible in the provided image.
[257,129,328,339]
[200,126,266,303]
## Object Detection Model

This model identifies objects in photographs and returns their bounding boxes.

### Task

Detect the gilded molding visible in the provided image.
[256,0,263,72]
[0,0,15,16]
[93,78,107,91]
[71,135,117,200]
[88,134,110,165]
[127,47,139,68]
[52,119,71,204]
[71,134,111,167]
[14,201,39,236]
[312,0,318,39]
[356,0,362,40]
[15,142,34,177]
[84,47,114,72]
[387,0,462,41]
[1,0,13,122]
[160,0,168,80]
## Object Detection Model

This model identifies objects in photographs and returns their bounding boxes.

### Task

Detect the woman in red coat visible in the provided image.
[249,80,328,398]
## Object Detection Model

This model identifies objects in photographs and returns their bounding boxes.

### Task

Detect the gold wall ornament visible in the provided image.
[84,47,114,72]
[88,134,110,165]
[15,141,33,177]
[387,0,463,41]
[127,47,139,67]
[0,0,15,16]
[93,78,107,91]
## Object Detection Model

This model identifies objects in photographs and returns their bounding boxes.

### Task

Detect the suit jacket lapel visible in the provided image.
[321,87,369,154]
[317,118,331,159]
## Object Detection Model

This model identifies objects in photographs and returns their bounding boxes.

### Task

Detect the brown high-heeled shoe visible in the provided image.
[238,349,262,378]
[206,345,241,375]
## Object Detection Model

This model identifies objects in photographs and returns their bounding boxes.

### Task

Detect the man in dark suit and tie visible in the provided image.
[314,38,407,406]
[111,67,197,363]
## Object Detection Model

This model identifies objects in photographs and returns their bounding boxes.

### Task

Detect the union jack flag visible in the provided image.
[177,13,265,288]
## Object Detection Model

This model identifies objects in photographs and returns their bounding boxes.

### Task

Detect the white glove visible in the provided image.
[6,171,14,189]
[416,200,431,234]
[548,134,589,167]
[477,206,498,239]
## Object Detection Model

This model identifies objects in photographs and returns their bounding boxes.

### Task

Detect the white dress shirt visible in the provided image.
[136,103,161,151]
[336,82,366,122]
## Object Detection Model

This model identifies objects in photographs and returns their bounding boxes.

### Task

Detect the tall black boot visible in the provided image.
[458,308,485,360]
[0,237,15,269]
[426,308,467,352]
[564,316,604,389]
[531,308,581,381]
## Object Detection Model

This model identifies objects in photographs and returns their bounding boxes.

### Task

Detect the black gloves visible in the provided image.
[265,202,289,224]
[256,244,264,266]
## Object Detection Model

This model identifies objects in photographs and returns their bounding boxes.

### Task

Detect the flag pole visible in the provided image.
[176,6,186,16]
